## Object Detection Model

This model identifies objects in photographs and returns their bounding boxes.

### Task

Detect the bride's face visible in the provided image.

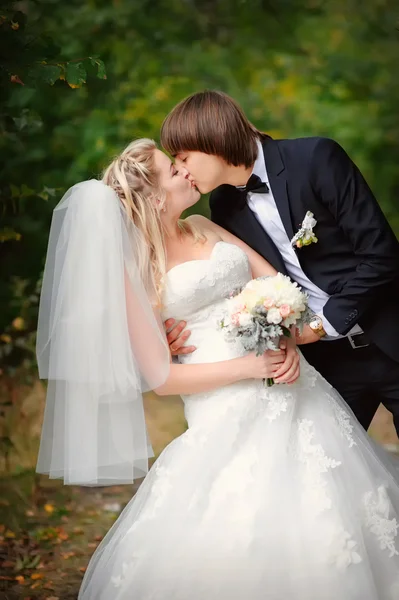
[174,151,226,194]
[153,149,200,215]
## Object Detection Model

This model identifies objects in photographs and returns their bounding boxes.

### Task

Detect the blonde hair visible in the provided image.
[102,138,202,304]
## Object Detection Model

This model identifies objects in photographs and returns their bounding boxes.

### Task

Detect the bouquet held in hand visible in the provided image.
[220,274,309,386]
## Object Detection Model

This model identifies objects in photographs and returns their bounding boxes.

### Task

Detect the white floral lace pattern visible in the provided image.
[112,561,133,589]
[327,527,362,570]
[204,444,259,524]
[293,419,341,515]
[292,420,365,570]
[130,464,174,526]
[326,393,356,449]
[298,359,318,390]
[363,485,399,557]
[262,388,291,422]
[162,242,251,333]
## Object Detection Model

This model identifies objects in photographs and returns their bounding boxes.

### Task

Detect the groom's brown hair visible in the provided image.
[161,90,262,169]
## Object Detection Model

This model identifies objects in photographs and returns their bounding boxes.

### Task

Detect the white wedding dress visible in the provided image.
[79,241,399,600]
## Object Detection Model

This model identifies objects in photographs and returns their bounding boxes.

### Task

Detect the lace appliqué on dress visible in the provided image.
[181,428,210,448]
[111,466,176,588]
[293,419,341,514]
[292,420,362,569]
[262,388,292,422]
[327,527,362,570]
[146,465,173,516]
[111,561,133,589]
[363,485,399,557]
[299,359,318,390]
[326,393,356,449]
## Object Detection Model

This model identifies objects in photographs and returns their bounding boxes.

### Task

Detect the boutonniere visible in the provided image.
[291,211,318,248]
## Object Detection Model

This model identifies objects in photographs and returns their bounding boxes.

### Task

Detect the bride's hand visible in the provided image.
[273,336,300,384]
[241,349,286,380]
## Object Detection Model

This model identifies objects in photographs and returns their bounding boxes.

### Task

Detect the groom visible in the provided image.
[160,90,399,434]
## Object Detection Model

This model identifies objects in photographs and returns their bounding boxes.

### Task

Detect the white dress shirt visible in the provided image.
[246,140,362,340]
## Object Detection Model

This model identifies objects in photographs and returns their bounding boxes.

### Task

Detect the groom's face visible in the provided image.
[174,151,226,194]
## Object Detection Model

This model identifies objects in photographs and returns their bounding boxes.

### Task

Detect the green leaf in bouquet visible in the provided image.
[281,326,291,337]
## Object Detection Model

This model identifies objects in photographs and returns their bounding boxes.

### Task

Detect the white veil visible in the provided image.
[36,180,170,486]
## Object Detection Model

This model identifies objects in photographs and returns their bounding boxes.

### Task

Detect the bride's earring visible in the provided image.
[155,194,166,214]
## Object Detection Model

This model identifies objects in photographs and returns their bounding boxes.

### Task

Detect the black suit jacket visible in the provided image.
[210,136,399,362]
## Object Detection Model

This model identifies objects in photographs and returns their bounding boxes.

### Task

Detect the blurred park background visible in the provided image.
[1,0,399,597]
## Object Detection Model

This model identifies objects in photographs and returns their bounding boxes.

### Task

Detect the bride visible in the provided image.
[36,138,399,599]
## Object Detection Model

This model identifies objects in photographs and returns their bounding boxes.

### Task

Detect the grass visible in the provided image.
[1,471,139,599]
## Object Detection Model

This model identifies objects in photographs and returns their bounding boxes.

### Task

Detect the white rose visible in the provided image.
[238,312,253,327]
[245,279,258,291]
[267,307,282,325]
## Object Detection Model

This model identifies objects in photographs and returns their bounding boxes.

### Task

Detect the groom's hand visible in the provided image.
[273,337,300,384]
[164,318,196,356]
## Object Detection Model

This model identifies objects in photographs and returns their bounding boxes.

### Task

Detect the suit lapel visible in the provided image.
[232,204,287,275]
[261,137,295,241]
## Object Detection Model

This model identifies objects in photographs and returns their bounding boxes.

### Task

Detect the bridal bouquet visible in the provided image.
[219,274,309,386]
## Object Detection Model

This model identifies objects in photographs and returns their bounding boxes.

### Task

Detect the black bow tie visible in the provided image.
[235,174,269,209]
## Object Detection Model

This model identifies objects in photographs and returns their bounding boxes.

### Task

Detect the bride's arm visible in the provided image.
[154,351,286,396]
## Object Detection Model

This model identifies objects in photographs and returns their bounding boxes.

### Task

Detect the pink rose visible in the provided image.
[279,304,291,318]
[231,313,240,326]
[263,298,274,309]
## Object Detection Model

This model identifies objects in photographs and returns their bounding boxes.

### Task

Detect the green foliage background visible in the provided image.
[1,0,399,379]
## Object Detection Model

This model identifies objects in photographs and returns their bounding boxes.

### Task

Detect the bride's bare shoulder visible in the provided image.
[186,214,221,232]
[185,214,210,227]
[185,214,219,238]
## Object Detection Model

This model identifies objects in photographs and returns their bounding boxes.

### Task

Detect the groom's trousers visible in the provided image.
[300,337,399,437]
